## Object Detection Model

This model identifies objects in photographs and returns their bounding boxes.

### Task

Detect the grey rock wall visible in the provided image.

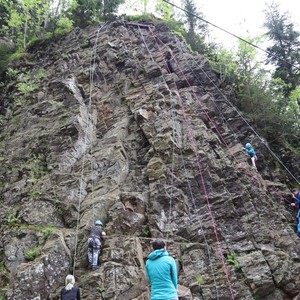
[0,20,299,299]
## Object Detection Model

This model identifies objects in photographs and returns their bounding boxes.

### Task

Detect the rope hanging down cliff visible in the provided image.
[139,23,300,296]
[136,24,221,299]
[162,0,300,186]
[137,24,236,300]
[72,23,107,276]
[175,41,300,186]
[173,31,297,220]
[150,29,297,211]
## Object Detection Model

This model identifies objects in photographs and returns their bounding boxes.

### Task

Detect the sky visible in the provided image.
[199,0,299,47]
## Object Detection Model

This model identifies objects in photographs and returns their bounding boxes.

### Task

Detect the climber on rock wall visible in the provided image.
[243,143,258,171]
[291,188,300,235]
[87,220,106,271]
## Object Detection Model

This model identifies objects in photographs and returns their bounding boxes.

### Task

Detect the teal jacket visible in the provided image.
[146,249,178,300]
[244,147,256,157]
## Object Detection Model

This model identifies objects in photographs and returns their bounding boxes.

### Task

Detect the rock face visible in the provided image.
[0,20,300,300]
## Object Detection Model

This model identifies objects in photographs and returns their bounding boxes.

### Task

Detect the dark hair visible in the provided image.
[292,188,299,193]
[152,239,165,250]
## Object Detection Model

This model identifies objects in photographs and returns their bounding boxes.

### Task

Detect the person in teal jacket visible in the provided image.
[146,239,178,300]
[243,143,258,171]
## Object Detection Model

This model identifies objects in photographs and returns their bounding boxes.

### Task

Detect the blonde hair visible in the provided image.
[65,274,75,291]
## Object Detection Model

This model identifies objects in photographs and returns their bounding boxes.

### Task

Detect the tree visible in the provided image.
[71,0,125,27]
[181,0,208,54]
[155,0,174,20]
[283,86,300,143]
[103,0,125,16]
[0,2,10,29]
[210,37,282,138]
[209,46,238,85]
[0,0,60,47]
[263,2,300,98]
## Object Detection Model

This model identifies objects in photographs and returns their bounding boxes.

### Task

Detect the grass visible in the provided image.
[25,246,40,261]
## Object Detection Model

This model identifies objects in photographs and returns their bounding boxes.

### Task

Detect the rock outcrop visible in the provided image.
[0,20,299,299]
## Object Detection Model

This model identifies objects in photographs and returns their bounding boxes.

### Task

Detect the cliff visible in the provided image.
[0,19,299,300]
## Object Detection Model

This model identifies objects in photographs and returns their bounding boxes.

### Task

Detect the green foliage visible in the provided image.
[141,227,150,237]
[55,17,74,35]
[42,226,54,240]
[155,0,174,20]
[24,153,48,184]
[195,274,204,285]
[0,0,76,49]
[17,81,39,97]
[30,190,42,199]
[54,198,63,215]
[125,13,157,24]
[0,284,11,300]
[8,48,28,61]
[209,46,238,84]
[97,287,105,293]
[1,0,51,47]
[11,67,47,105]
[6,68,18,78]
[25,246,40,261]
[0,44,10,75]
[226,252,241,270]
[181,0,209,54]
[263,3,300,97]
[17,70,47,98]
[0,262,9,281]
[5,214,20,225]
[71,0,125,27]
[209,36,290,146]
[49,100,65,109]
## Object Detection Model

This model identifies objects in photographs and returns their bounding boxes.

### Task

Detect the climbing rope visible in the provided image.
[184,50,300,185]
[72,22,107,276]
[137,25,221,298]
[73,152,87,276]
[144,26,236,300]
[150,30,296,210]
[172,36,297,234]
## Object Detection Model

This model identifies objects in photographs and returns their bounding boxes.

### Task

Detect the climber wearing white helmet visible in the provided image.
[87,220,106,270]
[243,143,258,171]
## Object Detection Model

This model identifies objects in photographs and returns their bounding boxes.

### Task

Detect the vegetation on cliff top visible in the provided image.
[0,0,299,151]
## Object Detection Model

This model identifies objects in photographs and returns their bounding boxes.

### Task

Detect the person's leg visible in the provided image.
[92,248,100,270]
[251,156,257,170]
[297,210,300,234]
[92,238,101,270]
[87,242,93,268]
